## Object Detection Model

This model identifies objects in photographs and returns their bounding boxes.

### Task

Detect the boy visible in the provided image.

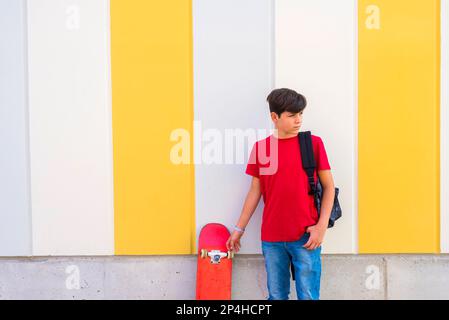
[226,88,335,300]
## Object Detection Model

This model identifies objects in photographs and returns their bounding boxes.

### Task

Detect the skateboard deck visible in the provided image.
[196,223,233,300]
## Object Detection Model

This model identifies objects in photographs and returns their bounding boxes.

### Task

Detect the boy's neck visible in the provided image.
[273,129,297,140]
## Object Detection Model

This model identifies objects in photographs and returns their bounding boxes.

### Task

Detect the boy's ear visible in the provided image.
[270,112,279,121]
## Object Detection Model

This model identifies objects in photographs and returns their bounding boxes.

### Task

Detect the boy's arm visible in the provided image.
[235,176,262,230]
[226,176,261,252]
[304,169,335,250]
[316,169,335,229]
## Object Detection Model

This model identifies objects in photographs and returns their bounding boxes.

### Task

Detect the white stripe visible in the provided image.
[0,0,32,256]
[28,0,114,255]
[193,0,273,254]
[353,0,359,254]
[275,0,357,253]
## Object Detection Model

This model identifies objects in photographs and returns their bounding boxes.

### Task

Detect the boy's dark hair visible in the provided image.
[266,88,307,117]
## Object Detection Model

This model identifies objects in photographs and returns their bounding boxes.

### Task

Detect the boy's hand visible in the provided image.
[226,231,243,253]
[303,223,327,250]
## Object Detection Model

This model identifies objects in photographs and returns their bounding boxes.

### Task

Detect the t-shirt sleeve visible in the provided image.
[315,136,331,171]
[245,143,260,178]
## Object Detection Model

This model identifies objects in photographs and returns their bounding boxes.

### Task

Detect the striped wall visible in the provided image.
[0,0,447,256]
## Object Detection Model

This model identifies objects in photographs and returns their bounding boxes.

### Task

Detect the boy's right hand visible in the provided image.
[226,231,243,253]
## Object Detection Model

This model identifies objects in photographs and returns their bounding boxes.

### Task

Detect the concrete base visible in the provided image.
[0,255,448,300]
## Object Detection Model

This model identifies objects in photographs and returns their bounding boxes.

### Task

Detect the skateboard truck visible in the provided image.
[200,249,234,264]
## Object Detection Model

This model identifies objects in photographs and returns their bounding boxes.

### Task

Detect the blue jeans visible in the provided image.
[261,232,322,300]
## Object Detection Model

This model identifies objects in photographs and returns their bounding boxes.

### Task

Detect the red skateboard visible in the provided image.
[196,223,234,300]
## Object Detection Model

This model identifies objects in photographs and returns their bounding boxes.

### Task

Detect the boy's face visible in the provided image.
[271,111,303,135]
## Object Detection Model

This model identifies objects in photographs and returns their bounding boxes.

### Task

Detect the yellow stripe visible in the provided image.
[111,0,195,255]
[358,0,440,253]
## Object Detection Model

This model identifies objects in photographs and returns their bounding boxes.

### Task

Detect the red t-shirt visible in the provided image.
[245,134,331,242]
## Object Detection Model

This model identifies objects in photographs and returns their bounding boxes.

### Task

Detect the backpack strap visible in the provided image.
[299,131,317,195]
[290,132,317,281]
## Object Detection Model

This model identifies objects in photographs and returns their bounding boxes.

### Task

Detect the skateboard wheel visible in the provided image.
[200,249,208,259]
[227,251,234,259]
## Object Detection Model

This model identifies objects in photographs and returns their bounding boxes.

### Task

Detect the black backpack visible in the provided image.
[298,131,342,228]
